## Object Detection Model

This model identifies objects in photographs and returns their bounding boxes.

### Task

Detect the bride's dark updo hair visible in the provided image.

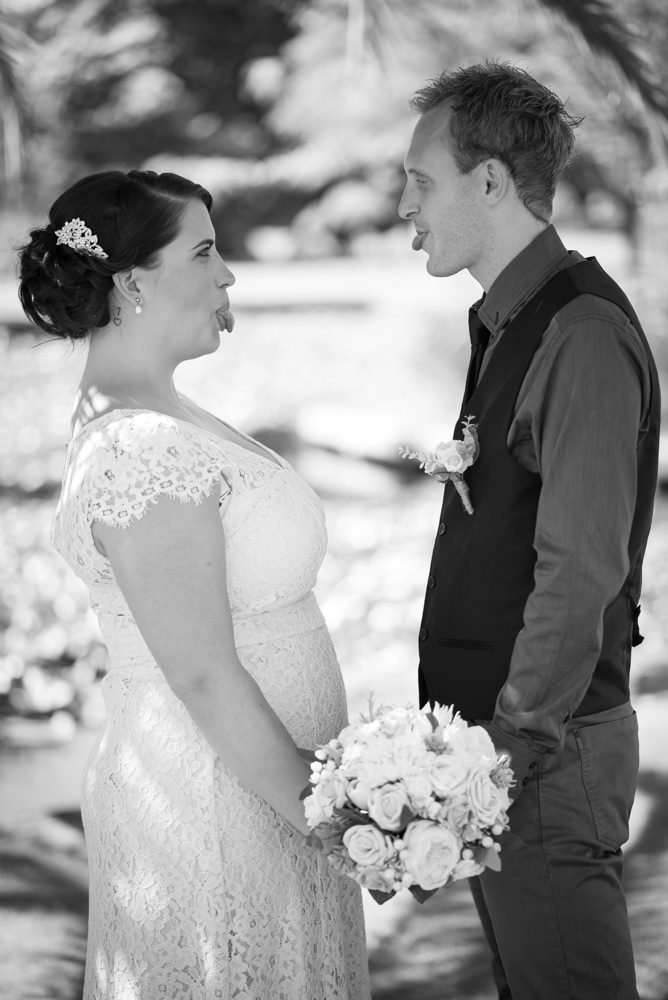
[18,170,213,340]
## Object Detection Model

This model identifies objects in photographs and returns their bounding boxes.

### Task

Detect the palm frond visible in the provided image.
[537,0,668,120]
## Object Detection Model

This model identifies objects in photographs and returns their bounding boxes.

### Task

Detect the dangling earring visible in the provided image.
[135,296,143,315]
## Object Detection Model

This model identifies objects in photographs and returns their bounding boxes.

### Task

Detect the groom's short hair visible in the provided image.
[410,61,582,222]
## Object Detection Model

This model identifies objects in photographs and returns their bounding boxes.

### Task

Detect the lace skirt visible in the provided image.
[81,605,370,999]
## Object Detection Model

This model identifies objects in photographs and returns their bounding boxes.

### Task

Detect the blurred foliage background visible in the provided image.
[0,0,667,259]
[1,0,668,744]
[0,0,666,739]
[0,0,666,756]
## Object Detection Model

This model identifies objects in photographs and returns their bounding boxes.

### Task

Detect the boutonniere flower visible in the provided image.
[400,416,479,515]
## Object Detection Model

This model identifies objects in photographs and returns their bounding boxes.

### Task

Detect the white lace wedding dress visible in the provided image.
[52,409,370,1000]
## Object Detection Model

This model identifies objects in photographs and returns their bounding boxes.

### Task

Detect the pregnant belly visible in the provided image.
[237,625,349,747]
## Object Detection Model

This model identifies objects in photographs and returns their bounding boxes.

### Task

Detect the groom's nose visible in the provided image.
[398,184,417,220]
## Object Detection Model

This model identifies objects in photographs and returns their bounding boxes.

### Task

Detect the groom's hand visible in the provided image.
[475,719,542,807]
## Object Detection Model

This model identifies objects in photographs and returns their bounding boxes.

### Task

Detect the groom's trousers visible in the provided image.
[470,702,639,1000]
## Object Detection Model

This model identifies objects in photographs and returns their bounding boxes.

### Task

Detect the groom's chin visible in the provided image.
[426,257,461,278]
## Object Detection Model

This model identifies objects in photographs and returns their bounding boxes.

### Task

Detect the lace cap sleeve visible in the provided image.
[82,412,231,528]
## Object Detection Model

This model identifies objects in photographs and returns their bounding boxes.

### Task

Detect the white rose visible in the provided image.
[377,707,412,737]
[338,718,381,749]
[457,723,496,759]
[303,791,330,829]
[466,763,505,827]
[403,820,461,890]
[404,772,434,812]
[347,779,372,810]
[429,752,470,797]
[345,752,402,787]
[311,769,348,819]
[336,724,358,748]
[343,824,395,867]
[367,783,412,831]
[434,440,472,473]
[391,746,429,778]
[441,794,472,835]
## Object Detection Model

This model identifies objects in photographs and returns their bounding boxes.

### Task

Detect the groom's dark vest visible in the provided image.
[418,258,661,722]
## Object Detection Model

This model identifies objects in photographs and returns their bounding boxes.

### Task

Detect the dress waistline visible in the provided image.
[232,592,325,648]
[95,592,325,675]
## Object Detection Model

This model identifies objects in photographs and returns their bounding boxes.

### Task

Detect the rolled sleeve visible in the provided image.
[492,306,647,757]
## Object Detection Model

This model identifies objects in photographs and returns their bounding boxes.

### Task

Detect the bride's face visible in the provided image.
[138,199,236,363]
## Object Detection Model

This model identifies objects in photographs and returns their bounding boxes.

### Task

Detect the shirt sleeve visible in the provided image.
[491,300,649,759]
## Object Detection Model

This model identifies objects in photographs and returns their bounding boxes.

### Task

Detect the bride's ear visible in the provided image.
[112,269,141,308]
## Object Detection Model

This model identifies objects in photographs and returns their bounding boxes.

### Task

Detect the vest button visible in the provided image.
[438,522,447,535]
[419,627,428,641]
[427,575,435,589]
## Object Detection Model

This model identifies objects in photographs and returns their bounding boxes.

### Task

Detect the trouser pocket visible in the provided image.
[573,711,639,850]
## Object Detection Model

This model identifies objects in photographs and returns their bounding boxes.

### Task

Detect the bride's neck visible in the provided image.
[78,328,181,415]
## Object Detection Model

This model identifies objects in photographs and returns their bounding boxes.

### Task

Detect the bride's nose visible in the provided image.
[216,255,235,288]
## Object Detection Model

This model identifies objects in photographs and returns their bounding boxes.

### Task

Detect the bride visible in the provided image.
[18,169,370,999]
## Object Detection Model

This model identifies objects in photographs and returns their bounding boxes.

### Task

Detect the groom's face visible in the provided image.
[399,107,481,278]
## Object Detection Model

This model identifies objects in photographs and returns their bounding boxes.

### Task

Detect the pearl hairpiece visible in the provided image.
[54,218,108,259]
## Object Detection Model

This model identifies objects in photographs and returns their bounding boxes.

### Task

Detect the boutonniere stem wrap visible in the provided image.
[400,416,479,515]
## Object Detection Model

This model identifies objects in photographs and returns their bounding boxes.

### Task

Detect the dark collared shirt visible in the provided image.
[475,226,652,753]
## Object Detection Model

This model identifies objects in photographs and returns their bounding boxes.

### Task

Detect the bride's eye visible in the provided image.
[197,248,211,258]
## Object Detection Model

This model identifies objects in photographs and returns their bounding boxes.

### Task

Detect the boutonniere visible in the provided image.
[400,416,479,515]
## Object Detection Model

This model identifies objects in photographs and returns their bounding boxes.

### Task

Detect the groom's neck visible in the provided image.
[470,214,550,293]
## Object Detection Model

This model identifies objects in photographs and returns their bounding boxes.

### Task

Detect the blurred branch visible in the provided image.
[346,0,668,132]
[537,0,668,125]
[0,2,31,201]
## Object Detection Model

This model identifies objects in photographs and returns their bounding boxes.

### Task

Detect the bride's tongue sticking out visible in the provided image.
[412,232,426,251]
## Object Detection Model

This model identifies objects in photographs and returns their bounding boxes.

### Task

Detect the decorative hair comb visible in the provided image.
[54,218,108,259]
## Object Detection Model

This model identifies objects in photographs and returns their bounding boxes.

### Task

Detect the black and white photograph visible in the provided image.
[0,1,667,998]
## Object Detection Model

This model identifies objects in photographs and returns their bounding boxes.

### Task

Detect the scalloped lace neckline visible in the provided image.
[73,407,285,471]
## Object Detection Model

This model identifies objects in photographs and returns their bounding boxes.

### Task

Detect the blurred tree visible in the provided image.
[0,2,30,204]
[7,0,668,253]
[249,0,668,251]
[537,0,668,120]
[17,0,299,195]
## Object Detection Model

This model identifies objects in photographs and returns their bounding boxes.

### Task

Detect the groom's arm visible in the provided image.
[482,301,649,800]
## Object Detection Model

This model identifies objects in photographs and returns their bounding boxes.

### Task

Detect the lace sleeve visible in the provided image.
[83,412,232,529]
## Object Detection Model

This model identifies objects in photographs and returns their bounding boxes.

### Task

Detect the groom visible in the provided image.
[399,62,660,1000]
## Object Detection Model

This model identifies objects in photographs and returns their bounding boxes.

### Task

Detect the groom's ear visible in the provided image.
[478,158,512,206]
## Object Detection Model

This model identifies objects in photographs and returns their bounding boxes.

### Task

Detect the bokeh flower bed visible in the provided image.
[0,331,107,738]
[1,282,667,745]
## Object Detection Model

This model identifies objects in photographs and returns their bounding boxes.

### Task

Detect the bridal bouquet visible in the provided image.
[302,698,514,903]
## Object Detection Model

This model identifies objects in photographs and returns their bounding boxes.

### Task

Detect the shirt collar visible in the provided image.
[476,225,571,334]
